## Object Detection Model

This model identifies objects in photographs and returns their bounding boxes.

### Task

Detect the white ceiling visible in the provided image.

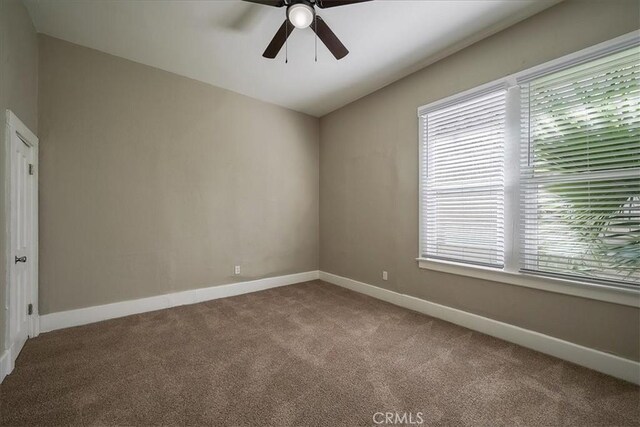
[23,0,559,117]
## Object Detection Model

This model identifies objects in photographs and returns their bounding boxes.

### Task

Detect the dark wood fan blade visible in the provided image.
[316,0,372,9]
[312,16,348,60]
[242,0,285,7]
[263,20,294,59]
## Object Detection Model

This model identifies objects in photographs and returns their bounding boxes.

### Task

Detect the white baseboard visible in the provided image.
[319,271,640,385]
[0,348,10,383]
[40,271,319,333]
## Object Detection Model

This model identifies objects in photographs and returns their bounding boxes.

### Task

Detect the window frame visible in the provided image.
[417,31,640,307]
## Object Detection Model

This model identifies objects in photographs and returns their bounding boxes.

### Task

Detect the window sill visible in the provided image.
[416,258,640,308]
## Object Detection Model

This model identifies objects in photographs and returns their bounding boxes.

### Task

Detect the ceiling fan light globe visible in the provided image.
[287,3,314,29]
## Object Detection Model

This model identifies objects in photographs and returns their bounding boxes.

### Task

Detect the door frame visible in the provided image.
[3,110,39,371]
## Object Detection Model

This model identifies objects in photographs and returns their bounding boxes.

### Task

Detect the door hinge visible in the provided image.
[28,164,34,175]
[28,303,33,315]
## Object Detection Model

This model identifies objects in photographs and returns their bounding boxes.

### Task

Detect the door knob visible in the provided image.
[15,256,27,264]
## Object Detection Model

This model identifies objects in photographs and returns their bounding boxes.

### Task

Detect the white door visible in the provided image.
[5,111,38,370]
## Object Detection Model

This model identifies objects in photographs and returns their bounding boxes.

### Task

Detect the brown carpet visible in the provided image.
[0,280,638,426]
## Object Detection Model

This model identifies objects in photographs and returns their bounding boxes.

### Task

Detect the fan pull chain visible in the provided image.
[314,15,318,62]
[285,21,289,64]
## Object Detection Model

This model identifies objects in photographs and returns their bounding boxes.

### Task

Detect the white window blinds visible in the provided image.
[420,89,507,267]
[520,46,640,287]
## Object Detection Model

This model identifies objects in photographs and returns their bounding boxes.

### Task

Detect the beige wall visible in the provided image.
[320,0,640,361]
[0,0,38,353]
[38,35,319,314]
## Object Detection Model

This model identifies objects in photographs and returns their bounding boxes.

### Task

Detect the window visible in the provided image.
[418,33,639,294]
[420,89,506,268]
[520,46,639,287]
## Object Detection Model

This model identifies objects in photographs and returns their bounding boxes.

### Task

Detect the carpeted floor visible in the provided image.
[0,280,638,426]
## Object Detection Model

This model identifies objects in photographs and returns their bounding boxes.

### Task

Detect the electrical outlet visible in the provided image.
[382,271,388,281]
[234,265,241,275]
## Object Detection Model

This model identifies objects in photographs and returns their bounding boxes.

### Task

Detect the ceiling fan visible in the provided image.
[243,0,371,60]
